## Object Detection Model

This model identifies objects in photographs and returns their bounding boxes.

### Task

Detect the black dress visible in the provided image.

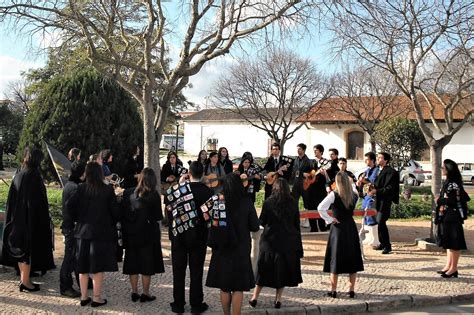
[72,183,120,274]
[1,168,55,271]
[256,198,303,288]
[206,197,260,292]
[122,189,165,275]
[323,192,364,274]
[237,164,262,203]
[435,181,468,250]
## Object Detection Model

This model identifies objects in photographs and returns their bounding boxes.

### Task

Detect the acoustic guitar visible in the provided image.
[302,163,331,190]
[240,172,265,187]
[265,164,290,185]
[202,173,225,188]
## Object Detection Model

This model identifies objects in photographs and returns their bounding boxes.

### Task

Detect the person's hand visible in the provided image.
[179,174,189,183]
[332,218,340,224]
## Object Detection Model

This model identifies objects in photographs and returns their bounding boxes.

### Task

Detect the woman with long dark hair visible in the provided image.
[218,147,233,174]
[73,162,120,307]
[317,172,363,298]
[249,178,303,309]
[122,168,164,302]
[197,150,207,167]
[237,155,262,203]
[205,173,260,315]
[435,159,469,278]
[2,147,55,292]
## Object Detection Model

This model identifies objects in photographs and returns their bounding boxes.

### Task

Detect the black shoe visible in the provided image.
[274,301,281,309]
[441,271,458,278]
[61,288,81,298]
[436,270,448,274]
[80,297,91,306]
[249,299,257,308]
[327,291,337,298]
[382,247,392,254]
[170,302,185,314]
[348,291,355,298]
[19,282,40,292]
[91,299,107,307]
[140,294,156,302]
[131,292,140,302]
[373,245,384,251]
[191,302,209,314]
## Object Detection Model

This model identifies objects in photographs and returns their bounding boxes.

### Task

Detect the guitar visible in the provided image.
[202,173,225,188]
[302,163,331,190]
[162,166,188,191]
[264,156,294,185]
[240,171,266,187]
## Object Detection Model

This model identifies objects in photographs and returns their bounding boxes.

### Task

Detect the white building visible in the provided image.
[183,97,473,170]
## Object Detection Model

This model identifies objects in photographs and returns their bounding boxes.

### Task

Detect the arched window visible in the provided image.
[347,131,364,160]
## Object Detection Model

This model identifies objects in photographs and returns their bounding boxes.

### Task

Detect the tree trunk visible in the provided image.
[429,144,444,241]
[370,139,376,153]
[142,101,161,175]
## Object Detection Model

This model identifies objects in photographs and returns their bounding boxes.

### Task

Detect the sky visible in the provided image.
[0,6,337,107]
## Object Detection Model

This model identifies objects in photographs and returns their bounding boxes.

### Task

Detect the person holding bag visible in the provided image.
[435,159,469,278]
[205,173,260,315]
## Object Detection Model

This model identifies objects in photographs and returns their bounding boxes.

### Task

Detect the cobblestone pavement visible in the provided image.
[1,221,473,314]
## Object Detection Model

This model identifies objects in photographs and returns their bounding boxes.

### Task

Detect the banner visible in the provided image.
[44,141,71,188]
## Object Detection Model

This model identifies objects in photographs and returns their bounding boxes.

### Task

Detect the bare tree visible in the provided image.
[212,48,332,153]
[333,65,409,152]
[6,79,31,114]
[329,0,473,239]
[0,1,319,172]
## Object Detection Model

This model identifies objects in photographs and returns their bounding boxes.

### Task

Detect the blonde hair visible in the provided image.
[335,172,355,209]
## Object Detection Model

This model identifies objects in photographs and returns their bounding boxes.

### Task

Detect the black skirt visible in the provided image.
[123,243,165,275]
[206,249,255,292]
[323,219,364,274]
[438,222,467,250]
[75,239,118,274]
[255,250,302,289]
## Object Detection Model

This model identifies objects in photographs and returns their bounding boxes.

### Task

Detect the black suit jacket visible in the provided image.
[374,165,400,213]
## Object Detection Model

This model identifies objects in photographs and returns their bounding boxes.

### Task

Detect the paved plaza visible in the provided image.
[0,220,473,314]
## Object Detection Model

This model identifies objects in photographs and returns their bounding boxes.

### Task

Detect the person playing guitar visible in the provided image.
[161,151,187,192]
[262,143,293,200]
[237,155,262,203]
[203,151,226,193]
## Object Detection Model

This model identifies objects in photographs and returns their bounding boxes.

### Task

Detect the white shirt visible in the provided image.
[317,187,359,225]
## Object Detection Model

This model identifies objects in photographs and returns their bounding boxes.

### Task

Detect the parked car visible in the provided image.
[400,159,427,186]
[354,159,428,186]
[459,162,474,185]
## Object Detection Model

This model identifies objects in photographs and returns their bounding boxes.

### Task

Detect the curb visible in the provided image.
[237,293,474,314]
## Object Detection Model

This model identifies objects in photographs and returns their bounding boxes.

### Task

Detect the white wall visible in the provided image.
[183,121,308,158]
[183,120,473,170]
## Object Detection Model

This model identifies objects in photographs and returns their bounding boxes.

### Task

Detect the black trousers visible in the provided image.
[59,230,78,292]
[171,240,207,307]
[309,218,328,232]
[376,204,392,249]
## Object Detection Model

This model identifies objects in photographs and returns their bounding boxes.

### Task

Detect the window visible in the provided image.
[346,131,364,160]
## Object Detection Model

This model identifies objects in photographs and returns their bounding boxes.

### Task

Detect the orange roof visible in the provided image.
[298,94,472,123]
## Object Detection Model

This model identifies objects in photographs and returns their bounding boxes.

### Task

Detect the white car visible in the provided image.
[354,160,428,186]
[459,163,474,185]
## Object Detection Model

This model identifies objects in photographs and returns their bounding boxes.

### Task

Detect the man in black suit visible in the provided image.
[368,152,400,254]
[263,143,292,199]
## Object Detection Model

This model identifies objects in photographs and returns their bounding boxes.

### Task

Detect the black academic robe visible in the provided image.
[374,165,400,215]
[2,168,55,271]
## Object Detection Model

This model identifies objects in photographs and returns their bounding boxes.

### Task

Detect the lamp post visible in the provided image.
[175,115,181,152]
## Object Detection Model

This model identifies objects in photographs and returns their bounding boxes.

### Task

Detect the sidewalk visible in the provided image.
[0,220,473,314]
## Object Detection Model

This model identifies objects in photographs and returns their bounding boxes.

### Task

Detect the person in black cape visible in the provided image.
[122,145,143,189]
[237,155,262,203]
[122,167,164,302]
[435,159,469,278]
[71,162,120,307]
[317,172,363,299]
[205,173,260,315]
[167,161,214,314]
[218,147,233,174]
[60,160,86,298]
[2,147,55,292]
[249,178,303,309]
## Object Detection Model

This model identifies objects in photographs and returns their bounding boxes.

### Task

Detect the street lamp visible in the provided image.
[175,114,181,152]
